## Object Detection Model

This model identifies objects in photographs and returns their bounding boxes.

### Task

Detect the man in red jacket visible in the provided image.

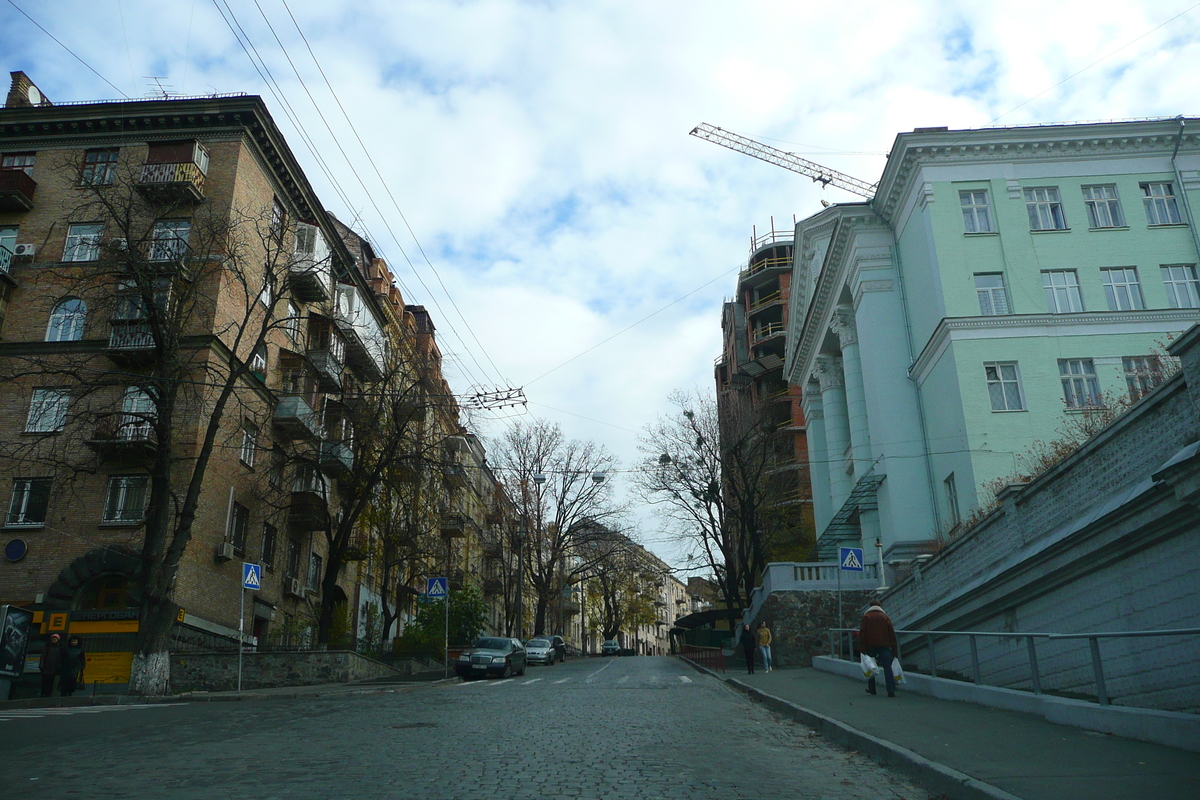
[859,603,898,697]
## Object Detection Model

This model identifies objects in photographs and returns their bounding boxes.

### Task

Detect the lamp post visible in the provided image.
[515,523,526,640]
[531,469,546,638]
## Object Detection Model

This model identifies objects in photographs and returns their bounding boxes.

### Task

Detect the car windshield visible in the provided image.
[604,640,617,646]
[527,639,550,647]
[473,638,510,651]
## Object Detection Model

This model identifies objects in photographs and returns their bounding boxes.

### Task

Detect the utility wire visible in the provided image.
[4,0,130,98]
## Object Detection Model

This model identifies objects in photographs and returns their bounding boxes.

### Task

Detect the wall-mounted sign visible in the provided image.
[0,605,34,680]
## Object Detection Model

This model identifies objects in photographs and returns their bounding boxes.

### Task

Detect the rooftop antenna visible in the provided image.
[143,76,175,99]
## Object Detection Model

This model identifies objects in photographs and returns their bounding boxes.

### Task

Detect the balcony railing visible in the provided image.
[288,489,327,531]
[274,395,321,441]
[86,417,157,460]
[137,161,205,203]
[440,512,466,538]
[752,322,786,343]
[749,289,783,311]
[106,321,156,364]
[0,168,36,211]
[0,245,12,274]
[307,349,343,392]
[288,257,330,303]
[319,439,353,478]
[443,463,468,487]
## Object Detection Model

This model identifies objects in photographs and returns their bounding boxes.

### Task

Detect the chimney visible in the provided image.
[6,71,52,109]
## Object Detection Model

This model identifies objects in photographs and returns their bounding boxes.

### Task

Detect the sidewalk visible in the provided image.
[718,665,1200,800]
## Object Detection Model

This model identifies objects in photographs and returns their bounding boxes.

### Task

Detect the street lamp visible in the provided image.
[514,523,526,640]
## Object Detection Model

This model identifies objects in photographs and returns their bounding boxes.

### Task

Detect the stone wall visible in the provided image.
[170,650,399,693]
[756,588,875,667]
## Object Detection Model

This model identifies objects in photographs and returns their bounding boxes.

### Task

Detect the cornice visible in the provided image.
[875,117,1200,223]
[910,309,1200,384]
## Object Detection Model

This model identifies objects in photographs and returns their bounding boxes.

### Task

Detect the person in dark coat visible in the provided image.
[859,604,899,698]
[739,623,756,674]
[60,635,86,697]
[39,633,63,697]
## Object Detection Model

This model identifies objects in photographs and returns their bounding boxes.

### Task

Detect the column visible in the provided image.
[802,388,832,534]
[814,354,852,511]
[832,308,873,481]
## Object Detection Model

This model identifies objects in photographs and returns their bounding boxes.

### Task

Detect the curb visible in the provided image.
[676,657,1022,800]
[0,682,425,710]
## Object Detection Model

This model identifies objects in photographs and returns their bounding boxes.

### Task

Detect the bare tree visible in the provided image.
[582,528,656,642]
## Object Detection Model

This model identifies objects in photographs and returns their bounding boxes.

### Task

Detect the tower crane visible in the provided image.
[689,123,877,200]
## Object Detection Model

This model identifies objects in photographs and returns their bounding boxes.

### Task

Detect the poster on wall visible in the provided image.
[0,605,34,680]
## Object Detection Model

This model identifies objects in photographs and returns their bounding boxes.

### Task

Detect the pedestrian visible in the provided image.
[38,633,64,697]
[755,621,773,673]
[860,602,898,698]
[60,634,86,697]
[739,622,757,674]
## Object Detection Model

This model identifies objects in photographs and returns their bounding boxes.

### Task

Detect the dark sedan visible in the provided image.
[455,637,527,680]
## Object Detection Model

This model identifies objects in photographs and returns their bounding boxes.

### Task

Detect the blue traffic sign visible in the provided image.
[426,577,448,598]
[839,547,864,572]
[243,563,263,590]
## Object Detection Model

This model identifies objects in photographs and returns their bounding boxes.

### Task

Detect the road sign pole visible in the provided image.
[444,586,450,680]
[837,563,843,657]
[238,584,244,696]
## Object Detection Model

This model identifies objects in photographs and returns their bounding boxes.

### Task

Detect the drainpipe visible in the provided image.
[1170,116,1200,262]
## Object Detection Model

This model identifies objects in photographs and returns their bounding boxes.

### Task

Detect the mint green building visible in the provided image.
[785,118,1200,564]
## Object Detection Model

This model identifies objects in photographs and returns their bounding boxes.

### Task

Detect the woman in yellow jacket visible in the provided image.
[755,621,773,673]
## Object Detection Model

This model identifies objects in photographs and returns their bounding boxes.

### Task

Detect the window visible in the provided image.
[259,268,274,307]
[1142,182,1182,226]
[261,523,277,569]
[102,475,149,523]
[1024,187,1067,231]
[285,301,302,343]
[251,345,268,374]
[26,388,68,432]
[270,198,286,241]
[1059,358,1103,408]
[974,273,1010,315]
[269,448,285,488]
[1101,267,1144,311]
[240,424,258,467]
[120,387,155,440]
[985,362,1024,411]
[308,551,323,590]
[0,226,15,272]
[149,220,190,261]
[1082,185,1124,228]
[63,223,104,262]
[228,502,249,554]
[944,474,960,526]
[1042,270,1083,313]
[1124,356,1167,400]
[81,148,119,185]
[1161,264,1200,309]
[1,153,35,175]
[46,298,87,342]
[6,478,50,526]
[960,190,993,233]
[286,538,303,579]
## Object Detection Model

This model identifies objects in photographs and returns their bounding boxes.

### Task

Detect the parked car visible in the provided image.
[455,636,527,680]
[544,635,567,662]
[601,639,620,656]
[525,637,557,666]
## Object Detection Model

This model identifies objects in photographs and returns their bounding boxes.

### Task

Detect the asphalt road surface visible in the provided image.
[1,656,935,799]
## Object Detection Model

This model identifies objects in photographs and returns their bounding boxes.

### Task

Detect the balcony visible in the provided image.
[86,418,157,461]
[307,349,343,392]
[288,489,327,531]
[0,169,36,211]
[443,463,468,488]
[440,512,466,538]
[447,569,466,591]
[288,258,330,303]
[319,439,353,478]
[483,577,503,595]
[481,538,503,559]
[106,320,156,365]
[334,283,386,380]
[137,161,206,204]
[751,322,786,345]
[273,395,321,441]
[343,534,369,561]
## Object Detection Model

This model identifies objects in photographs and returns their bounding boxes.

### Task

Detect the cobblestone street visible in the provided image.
[1,657,934,799]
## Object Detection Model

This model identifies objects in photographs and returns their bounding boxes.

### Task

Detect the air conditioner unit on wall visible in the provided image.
[287,578,304,598]
[12,243,35,258]
[214,542,236,562]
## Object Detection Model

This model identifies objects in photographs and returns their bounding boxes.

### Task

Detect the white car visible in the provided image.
[524,638,557,666]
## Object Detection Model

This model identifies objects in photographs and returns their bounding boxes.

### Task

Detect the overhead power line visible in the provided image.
[5,0,130,98]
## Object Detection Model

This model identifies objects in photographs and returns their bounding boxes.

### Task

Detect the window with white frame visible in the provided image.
[974,273,1010,315]
[228,501,249,554]
[26,388,68,432]
[944,473,960,526]
[984,362,1024,411]
[45,297,87,342]
[120,387,155,441]
[259,268,274,307]
[149,219,190,261]
[6,478,50,526]
[1082,185,1124,228]
[1059,358,1103,408]
[1,153,35,175]
[251,345,268,374]
[102,475,149,523]
[308,551,323,590]
[63,223,103,262]
[270,198,286,241]
[240,424,257,466]
[1142,182,1183,225]
[1025,187,1067,230]
[0,226,15,271]
[1123,356,1166,400]
[1042,270,1084,313]
[81,148,119,185]
[1161,264,1200,309]
[1101,267,1144,311]
[285,301,302,343]
[960,190,993,233]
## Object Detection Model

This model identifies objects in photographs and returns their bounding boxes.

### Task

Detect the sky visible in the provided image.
[3,0,1200,570]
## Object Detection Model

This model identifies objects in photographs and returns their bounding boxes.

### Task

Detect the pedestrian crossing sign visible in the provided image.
[243,563,262,590]
[839,547,864,572]
[426,577,448,599]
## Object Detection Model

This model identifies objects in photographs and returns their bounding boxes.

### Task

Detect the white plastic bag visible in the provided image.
[891,657,905,684]
[860,653,881,678]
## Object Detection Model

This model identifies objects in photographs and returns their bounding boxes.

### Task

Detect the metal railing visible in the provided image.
[829,626,1200,706]
[681,644,725,674]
